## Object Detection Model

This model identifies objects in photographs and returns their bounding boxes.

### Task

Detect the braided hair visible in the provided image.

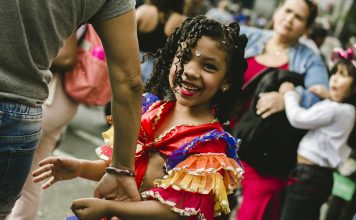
[144,16,248,123]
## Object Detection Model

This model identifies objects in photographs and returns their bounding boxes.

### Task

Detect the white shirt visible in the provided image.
[284,91,355,168]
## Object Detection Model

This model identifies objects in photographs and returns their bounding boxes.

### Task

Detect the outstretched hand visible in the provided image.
[32,156,82,189]
[94,173,140,202]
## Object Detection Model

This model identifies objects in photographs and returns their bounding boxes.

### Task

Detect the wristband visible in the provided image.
[105,166,135,177]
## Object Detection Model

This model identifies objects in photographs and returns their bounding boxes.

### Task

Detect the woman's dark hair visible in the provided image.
[144,16,248,123]
[330,59,356,150]
[303,0,318,28]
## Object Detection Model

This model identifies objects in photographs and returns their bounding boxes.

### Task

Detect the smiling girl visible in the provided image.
[32,16,247,220]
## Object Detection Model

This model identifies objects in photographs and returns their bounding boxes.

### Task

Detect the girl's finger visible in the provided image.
[32,164,53,177]
[33,170,53,183]
[38,157,60,166]
[42,176,56,189]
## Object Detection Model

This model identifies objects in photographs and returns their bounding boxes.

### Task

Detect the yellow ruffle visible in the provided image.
[102,126,114,147]
[154,153,244,215]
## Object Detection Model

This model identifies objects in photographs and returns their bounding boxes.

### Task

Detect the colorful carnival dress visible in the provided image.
[96,93,244,220]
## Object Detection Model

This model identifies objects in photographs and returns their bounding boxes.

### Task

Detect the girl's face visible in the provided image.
[273,0,309,42]
[169,36,228,110]
[329,63,355,102]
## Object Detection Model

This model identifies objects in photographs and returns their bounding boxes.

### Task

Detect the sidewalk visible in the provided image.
[37,105,108,220]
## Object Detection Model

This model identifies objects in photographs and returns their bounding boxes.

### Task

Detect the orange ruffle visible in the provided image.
[154,153,244,215]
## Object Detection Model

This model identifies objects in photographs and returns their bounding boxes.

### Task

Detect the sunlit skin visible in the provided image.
[169,36,229,118]
[329,63,354,102]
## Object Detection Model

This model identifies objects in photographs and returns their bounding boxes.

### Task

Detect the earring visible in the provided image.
[222,86,228,92]
[195,50,202,57]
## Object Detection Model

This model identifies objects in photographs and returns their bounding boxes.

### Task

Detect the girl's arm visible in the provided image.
[283,90,334,130]
[32,157,107,189]
[71,198,184,220]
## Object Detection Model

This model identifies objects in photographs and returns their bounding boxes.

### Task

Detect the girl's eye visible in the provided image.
[203,63,218,72]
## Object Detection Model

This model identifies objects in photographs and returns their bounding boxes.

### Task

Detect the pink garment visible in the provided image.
[237,161,287,220]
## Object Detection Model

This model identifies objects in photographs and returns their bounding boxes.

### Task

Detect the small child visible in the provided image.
[279,46,356,220]
[33,16,248,220]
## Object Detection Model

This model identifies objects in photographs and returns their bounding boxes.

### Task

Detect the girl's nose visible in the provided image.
[330,74,338,83]
[183,64,200,79]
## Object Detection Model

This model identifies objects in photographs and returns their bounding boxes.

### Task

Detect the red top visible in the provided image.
[243,57,289,86]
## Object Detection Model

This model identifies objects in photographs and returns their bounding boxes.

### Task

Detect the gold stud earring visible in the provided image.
[222,86,228,92]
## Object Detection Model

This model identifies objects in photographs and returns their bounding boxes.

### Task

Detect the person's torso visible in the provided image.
[0,0,134,106]
[298,100,355,167]
[135,100,225,188]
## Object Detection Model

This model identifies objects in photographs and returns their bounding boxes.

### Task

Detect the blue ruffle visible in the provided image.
[166,129,242,170]
[142,93,160,114]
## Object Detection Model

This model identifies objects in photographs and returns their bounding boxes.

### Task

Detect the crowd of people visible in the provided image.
[0,0,355,220]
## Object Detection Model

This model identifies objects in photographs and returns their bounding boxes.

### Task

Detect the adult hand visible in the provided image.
[94,173,140,202]
[32,157,82,189]
[256,91,285,119]
[278,82,295,94]
[308,84,329,99]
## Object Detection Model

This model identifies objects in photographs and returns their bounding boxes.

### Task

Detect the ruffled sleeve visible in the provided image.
[141,131,244,220]
[96,93,160,162]
[142,92,160,114]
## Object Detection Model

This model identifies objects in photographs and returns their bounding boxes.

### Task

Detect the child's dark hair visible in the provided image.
[331,59,356,150]
[144,16,248,123]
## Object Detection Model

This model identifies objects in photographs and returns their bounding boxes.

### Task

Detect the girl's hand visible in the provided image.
[279,82,295,94]
[71,198,109,220]
[32,156,82,189]
[308,84,329,99]
[256,91,285,119]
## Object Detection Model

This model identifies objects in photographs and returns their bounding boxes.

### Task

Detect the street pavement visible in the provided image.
[36,105,109,220]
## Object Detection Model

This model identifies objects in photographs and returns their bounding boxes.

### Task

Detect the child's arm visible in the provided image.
[280,82,334,130]
[32,157,107,189]
[308,84,329,99]
[71,198,183,220]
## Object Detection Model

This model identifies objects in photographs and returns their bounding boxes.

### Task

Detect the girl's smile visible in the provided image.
[169,36,228,110]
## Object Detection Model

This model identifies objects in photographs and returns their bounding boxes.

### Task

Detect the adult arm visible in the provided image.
[50,33,77,73]
[93,9,142,201]
[164,13,186,36]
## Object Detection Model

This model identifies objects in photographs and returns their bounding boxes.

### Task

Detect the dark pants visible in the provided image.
[280,164,334,220]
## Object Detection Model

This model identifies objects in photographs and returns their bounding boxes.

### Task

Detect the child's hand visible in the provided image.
[32,156,82,189]
[308,84,329,99]
[279,82,295,94]
[71,198,110,220]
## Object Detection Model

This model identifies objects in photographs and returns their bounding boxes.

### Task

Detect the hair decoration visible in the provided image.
[331,45,356,67]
